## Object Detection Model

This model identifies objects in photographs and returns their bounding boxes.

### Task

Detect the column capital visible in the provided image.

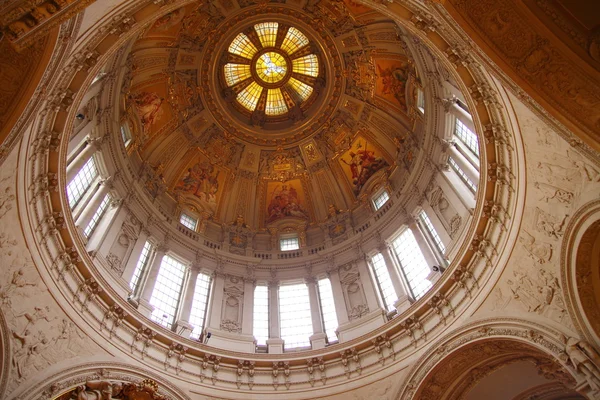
[268,280,280,290]
[304,276,317,286]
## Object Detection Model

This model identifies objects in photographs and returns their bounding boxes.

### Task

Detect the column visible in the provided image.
[241,278,255,335]
[66,138,100,181]
[121,229,149,287]
[266,280,284,354]
[176,266,199,338]
[207,273,225,330]
[138,245,166,317]
[445,97,475,132]
[355,257,383,314]
[75,178,111,237]
[306,277,327,349]
[410,221,442,284]
[378,245,412,313]
[326,268,349,325]
[448,144,479,184]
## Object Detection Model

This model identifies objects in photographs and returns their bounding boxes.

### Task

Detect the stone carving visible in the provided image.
[533,207,568,239]
[339,262,369,320]
[561,336,600,394]
[220,276,244,333]
[428,186,461,238]
[518,230,552,264]
[534,182,574,204]
[494,267,570,325]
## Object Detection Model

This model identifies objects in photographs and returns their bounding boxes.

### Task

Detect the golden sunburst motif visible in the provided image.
[223,23,319,117]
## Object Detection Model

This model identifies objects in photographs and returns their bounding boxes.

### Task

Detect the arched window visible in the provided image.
[180,212,198,231]
[372,190,390,211]
[370,253,398,312]
[391,229,432,300]
[188,272,212,340]
[83,194,111,237]
[253,285,269,346]
[149,255,187,329]
[67,157,98,208]
[317,278,339,343]
[419,210,446,254]
[129,240,154,295]
[279,283,312,349]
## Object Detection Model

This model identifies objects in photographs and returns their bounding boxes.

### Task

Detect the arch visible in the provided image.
[397,319,581,400]
[9,358,190,400]
[562,200,600,345]
[13,0,523,395]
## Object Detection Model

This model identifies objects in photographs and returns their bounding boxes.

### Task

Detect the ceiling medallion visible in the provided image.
[200,6,343,146]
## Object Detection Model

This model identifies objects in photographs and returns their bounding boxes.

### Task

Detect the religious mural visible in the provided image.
[342,0,372,16]
[173,157,225,213]
[265,180,310,224]
[128,90,167,134]
[374,57,413,112]
[148,8,186,34]
[339,136,390,196]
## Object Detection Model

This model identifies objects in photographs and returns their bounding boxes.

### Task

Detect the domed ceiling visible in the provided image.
[122,0,423,234]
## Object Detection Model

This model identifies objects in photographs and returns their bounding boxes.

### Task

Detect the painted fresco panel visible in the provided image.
[174,155,227,213]
[374,57,412,113]
[265,180,310,224]
[339,136,390,196]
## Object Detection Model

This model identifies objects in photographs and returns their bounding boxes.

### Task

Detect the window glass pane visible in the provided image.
[224,63,251,87]
[373,190,390,210]
[280,27,309,54]
[253,285,269,346]
[228,32,258,59]
[130,241,153,293]
[256,52,288,84]
[189,273,212,339]
[417,88,425,113]
[265,88,288,116]
[449,157,477,193]
[419,210,445,254]
[292,55,319,77]
[180,213,198,231]
[254,22,278,47]
[120,125,131,145]
[83,194,111,237]
[67,156,98,209]
[370,253,397,312]
[279,283,312,349]
[236,81,263,112]
[454,119,479,157]
[317,278,338,343]
[280,237,299,251]
[391,230,432,300]
[149,255,186,329]
[287,77,313,101]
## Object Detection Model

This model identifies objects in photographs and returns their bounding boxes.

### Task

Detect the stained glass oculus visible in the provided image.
[223,23,320,117]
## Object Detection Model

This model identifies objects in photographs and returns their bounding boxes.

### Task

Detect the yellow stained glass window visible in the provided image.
[265,89,288,116]
[255,52,288,84]
[236,81,263,111]
[224,63,251,87]
[229,33,258,59]
[280,27,309,54]
[292,54,319,77]
[288,77,314,101]
[255,22,278,48]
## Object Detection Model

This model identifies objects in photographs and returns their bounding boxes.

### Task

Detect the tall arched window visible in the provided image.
[391,229,432,300]
[279,283,312,349]
[149,255,187,329]
[188,273,212,340]
[67,157,98,208]
[253,285,269,346]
